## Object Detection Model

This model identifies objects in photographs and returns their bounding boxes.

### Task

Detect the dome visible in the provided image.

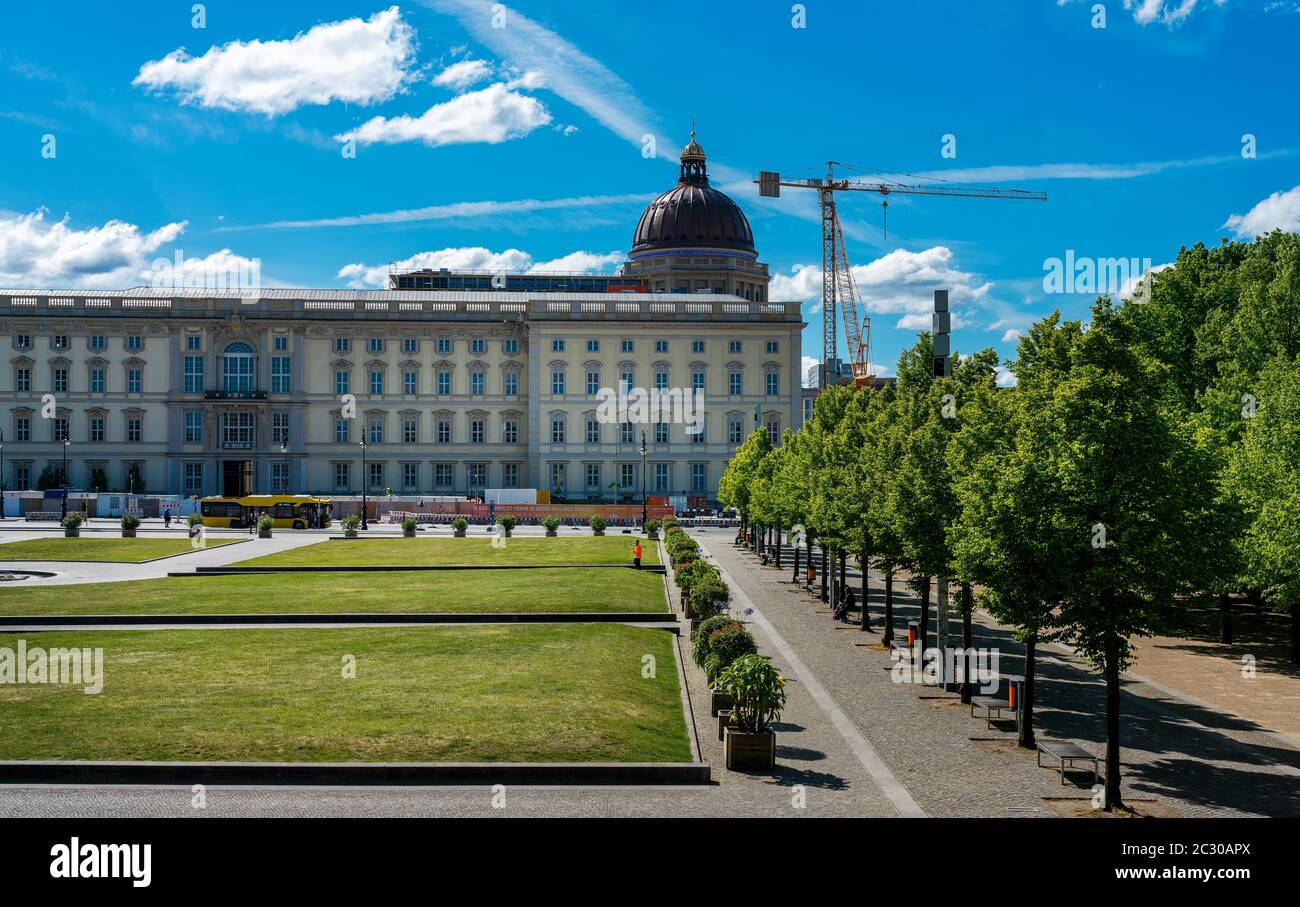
[630,131,756,256]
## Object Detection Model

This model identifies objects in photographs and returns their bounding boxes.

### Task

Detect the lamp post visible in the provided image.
[359,438,368,531]
[639,430,648,529]
[279,442,288,494]
[0,428,6,521]
[60,436,70,520]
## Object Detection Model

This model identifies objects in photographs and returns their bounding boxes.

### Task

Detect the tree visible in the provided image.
[35,464,65,491]
[718,427,772,537]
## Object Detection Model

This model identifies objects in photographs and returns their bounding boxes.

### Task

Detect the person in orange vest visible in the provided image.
[633,540,643,569]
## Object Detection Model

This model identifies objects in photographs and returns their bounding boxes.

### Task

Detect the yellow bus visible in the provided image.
[199,495,332,530]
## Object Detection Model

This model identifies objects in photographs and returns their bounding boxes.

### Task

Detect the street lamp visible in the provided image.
[359,438,368,531]
[639,430,648,529]
[60,436,70,520]
[279,441,288,494]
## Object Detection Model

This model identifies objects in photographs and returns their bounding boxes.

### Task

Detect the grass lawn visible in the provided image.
[0,537,238,563]
[0,624,691,763]
[0,567,668,616]
[235,535,660,568]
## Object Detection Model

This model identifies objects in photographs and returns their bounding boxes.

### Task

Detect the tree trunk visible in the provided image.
[839,551,847,598]
[1219,592,1233,645]
[792,540,800,584]
[859,549,871,632]
[917,575,930,664]
[820,545,828,602]
[1019,634,1037,749]
[775,525,782,570]
[1103,630,1123,812]
[959,582,974,704]
[883,568,895,646]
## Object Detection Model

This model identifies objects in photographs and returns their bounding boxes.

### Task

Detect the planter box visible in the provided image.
[592,529,606,536]
[453,529,467,538]
[710,690,735,717]
[121,528,137,538]
[646,531,659,540]
[258,529,272,539]
[402,528,416,538]
[64,529,80,538]
[344,530,359,539]
[723,727,777,771]
[544,529,557,537]
[717,709,734,741]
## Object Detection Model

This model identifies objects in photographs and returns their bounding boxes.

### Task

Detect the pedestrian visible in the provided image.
[633,540,643,569]
[163,509,171,529]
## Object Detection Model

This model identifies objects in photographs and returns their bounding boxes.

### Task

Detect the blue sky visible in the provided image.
[2,0,1298,382]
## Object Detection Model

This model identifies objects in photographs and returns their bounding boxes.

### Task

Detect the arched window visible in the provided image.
[223,342,253,392]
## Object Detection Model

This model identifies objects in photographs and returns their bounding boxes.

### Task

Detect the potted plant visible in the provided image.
[542,516,561,537]
[718,655,786,771]
[401,516,418,538]
[187,512,205,529]
[120,513,141,538]
[702,625,758,685]
[62,513,83,538]
[497,515,516,538]
[257,514,274,539]
[691,615,746,716]
[451,517,468,538]
[588,514,607,536]
[341,513,361,539]
[644,518,661,540]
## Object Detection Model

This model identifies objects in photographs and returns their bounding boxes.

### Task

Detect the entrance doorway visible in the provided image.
[223,460,253,497]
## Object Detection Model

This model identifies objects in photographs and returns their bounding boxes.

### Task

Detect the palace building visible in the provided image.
[0,135,804,502]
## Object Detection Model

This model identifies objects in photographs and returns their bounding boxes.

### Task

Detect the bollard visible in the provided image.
[907,620,919,647]
[1008,675,1024,736]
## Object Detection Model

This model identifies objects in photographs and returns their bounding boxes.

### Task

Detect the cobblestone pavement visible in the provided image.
[700,531,1300,818]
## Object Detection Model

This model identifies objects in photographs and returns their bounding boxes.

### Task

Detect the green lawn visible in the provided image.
[0,567,668,616]
[235,535,660,568]
[0,537,239,563]
[0,624,691,763]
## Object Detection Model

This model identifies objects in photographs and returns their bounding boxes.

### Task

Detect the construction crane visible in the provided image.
[756,163,1046,387]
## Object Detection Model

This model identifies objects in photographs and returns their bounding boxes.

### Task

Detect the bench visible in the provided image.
[970,695,1015,729]
[24,512,62,522]
[1037,740,1104,786]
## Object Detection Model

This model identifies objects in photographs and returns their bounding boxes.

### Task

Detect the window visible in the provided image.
[436,418,452,444]
[620,463,635,489]
[403,371,417,395]
[766,372,779,396]
[90,335,106,351]
[223,342,253,392]
[369,371,384,395]
[470,418,485,444]
[692,340,705,353]
[620,370,634,393]
[184,356,203,393]
[127,369,142,394]
[467,463,486,491]
[90,369,105,394]
[691,463,707,493]
[550,416,566,444]
[766,340,779,354]
[437,370,451,395]
[549,463,567,494]
[184,463,203,494]
[692,370,705,392]
[620,422,634,445]
[621,339,634,353]
[127,336,143,352]
[551,369,565,396]
[335,418,350,444]
[126,417,142,443]
[335,370,350,395]
[52,335,68,349]
[402,417,418,444]
[402,338,418,354]
[436,338,452,354]
[402,462,419,490]
[334,338,351,353]
[504,372,518,396]
[586,418,600,444]
[804,397,814,424]
[691,421,706,443]
[655,339,668,353]
[89,416,105,442]
[729,371,742,396]
[551,339,565,352]
[272,411,289,447]
[368,338,385,353]
[222,412,255,447]
[53,368,68,393]
[586,339,599,353]
[654,370,669,391]
[470,338,485,354]
[334,463,350,490]
[185,411,203,443]
[185,335,201,351]
[15,334,31,349]
[53,418,69,442]
[470,370,485,395]
[368,417,384,444]
[435,464,453,488]
[503,418,518,444]
[502,463,519,488]
[586,370,601,395]
[273,336,288,352]
[586,463,601,488]
[766,414,780,444]
[15,369,30,393]
[503,339,518,355]
[272,356,291,393]
[271,461,289,493]
[655,422,669,444]
[15,417,30,442]
[654,463,670,493]
[728,340,742,354]
[728,413,744,444]
[368,462,384,489]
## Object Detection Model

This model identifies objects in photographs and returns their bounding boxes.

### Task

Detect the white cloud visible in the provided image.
[995,366,1018,388]
[1223,185,1300,238]
[337,82,551,147]
[1000,329,1022,343]
[133,6,416,115]
[338,246,624,288]
[433,58,492,90]
[0,209,185,288]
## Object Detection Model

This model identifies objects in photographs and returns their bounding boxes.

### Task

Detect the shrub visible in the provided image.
[341,513,361,532]
[644,518,661,534]
[663,516,680,530]
[542,516,561,533]
[588,514,607,533]
[691,615,740,667]
[257,514,273,536]
[62,513,84,533]
[497,515,517,532]
[451,517,469,532]
[120,514,141,530]
[186,513,204,528]
[689,576,730,618]
[716,655,786,734]
[703,625,758,682]
[401,516,418,535]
